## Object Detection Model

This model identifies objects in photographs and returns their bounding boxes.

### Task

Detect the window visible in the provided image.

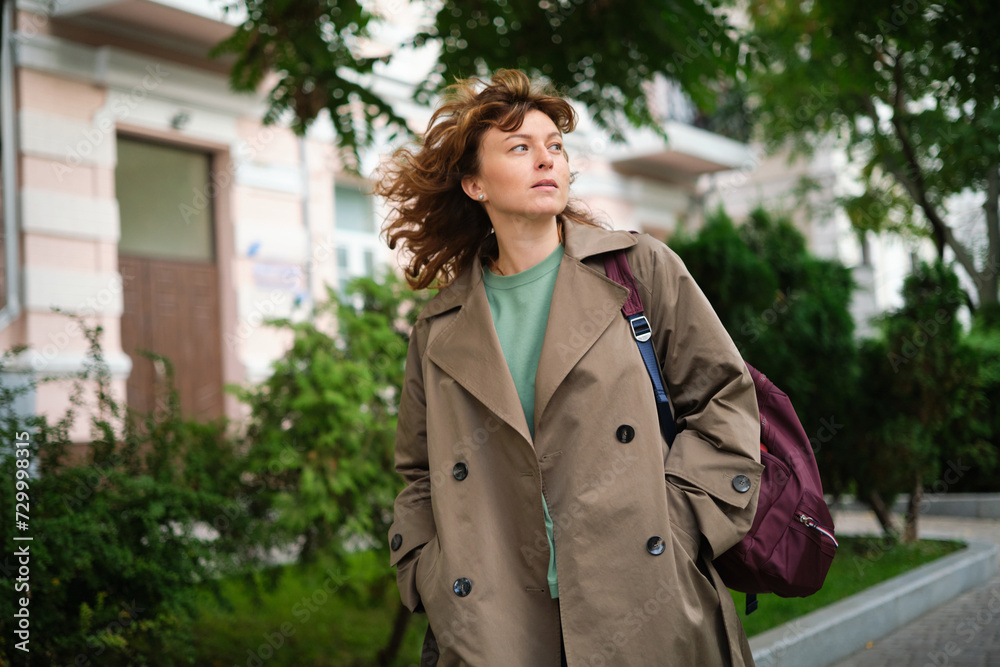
[335,246,350,294]
[116,137,214,261]
[333,182,381,296]
[334,184,376,233]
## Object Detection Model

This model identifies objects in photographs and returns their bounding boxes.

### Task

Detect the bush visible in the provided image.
[670,206,858,496]
[229,271,428,567]
[0,322,257,665]
[0,273,432,665]
[952,327,1000,493]
[930,320,1000,492]
[223,272,431,664]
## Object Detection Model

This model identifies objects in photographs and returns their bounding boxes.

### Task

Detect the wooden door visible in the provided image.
[119,255,223,420]
[116,137,223,420]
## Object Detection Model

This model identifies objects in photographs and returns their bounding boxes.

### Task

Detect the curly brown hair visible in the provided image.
[376,69,603,290]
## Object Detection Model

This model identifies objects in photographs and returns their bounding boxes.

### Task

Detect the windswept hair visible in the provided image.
[377,69,603,290]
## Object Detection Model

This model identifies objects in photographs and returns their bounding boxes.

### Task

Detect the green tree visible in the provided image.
[852,261,985,541]
[212,0,742,165]
[670,206,858,497]
[229,271,429,663]
[743,0,1000,320]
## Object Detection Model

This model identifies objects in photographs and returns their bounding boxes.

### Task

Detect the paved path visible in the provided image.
[828,510,1000,667]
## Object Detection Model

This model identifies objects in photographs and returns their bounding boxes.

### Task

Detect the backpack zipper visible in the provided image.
[797,513,839,548]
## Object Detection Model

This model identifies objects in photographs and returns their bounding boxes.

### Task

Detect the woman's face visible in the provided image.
[462,109,571,227]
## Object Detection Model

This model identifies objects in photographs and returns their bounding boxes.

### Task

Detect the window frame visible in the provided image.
[0,0,22,330]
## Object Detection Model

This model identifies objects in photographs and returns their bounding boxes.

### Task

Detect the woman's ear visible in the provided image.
[461,175,484,202]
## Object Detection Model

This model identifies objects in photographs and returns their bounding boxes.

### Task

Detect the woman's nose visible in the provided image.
[538,152,554,169]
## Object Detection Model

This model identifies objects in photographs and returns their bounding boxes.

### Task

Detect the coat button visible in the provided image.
[453,462,468,481]
[616,424,635,443]
[646,536,665,555]
[390,534,402,551]
[732,474,752,493]
[453,577,472,597]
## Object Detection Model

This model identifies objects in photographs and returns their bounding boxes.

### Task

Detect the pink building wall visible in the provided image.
[2,4,356,438]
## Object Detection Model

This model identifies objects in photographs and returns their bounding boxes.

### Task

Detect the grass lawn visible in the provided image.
[188,549,429,667]
[185,536,963,665]
[738,535,966,638]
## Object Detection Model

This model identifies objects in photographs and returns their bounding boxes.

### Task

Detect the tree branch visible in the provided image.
[857,96,982,285]
[891,50,903,112]
[983,167,1000,308]
[887,55,943,256]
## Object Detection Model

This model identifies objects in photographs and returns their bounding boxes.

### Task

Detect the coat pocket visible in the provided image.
[665,479,702,563]
[415,534,440,599]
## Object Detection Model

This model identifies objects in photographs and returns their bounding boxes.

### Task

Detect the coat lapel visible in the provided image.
[425,253,534,446]
[533,222,637,433]
[422,219,640,448]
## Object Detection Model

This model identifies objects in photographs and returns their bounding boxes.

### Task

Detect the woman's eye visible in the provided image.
[550,143,563,152]
[511,144,528,153]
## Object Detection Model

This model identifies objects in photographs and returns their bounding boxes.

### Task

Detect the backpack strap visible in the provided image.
[605,245,761,616]
[603,245,677,447]
[606,243,767,616]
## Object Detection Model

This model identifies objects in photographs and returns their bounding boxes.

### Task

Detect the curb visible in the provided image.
[830,493,1000,520]
[749,539,999,667]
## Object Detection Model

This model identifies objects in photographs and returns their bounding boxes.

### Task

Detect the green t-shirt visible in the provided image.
[483,242,564,599]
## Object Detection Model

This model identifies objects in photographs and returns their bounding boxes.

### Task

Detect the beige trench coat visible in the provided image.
[388,218,764,666]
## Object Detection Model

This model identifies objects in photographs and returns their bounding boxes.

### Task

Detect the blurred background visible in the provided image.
[0,0,997,664]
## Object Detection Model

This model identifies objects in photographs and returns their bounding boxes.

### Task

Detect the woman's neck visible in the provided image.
[489,219,563,276]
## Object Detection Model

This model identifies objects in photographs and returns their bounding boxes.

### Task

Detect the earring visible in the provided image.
[478,194,484,201]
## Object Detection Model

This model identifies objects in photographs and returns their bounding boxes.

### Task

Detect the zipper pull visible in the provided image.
[797,513,840,548]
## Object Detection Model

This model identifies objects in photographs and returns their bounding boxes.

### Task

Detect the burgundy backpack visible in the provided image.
[604,247,839,614]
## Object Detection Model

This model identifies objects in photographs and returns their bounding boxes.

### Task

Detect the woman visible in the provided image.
[379,70,763,666]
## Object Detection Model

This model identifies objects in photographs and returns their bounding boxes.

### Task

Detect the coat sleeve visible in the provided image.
[387,318,436,613]
[635,236,764,560]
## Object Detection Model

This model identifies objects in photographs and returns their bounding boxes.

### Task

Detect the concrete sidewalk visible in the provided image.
[828,510,1000,667]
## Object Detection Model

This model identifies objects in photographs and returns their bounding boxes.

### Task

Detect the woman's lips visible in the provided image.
[533,180,558,189]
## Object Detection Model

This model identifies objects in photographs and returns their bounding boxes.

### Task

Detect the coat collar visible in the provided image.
[421,219,638,448]
[418,218,638,321]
